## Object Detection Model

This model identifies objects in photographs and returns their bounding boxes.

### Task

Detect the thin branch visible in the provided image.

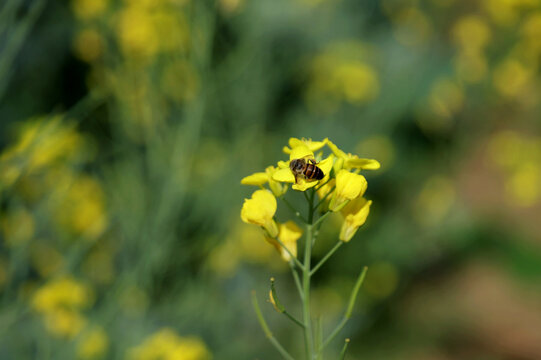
[274,236,304,270]
[339,339,351,360]
[320,266,368,351]
[269,278,305,329]
[310,241,343,276]
[312,210,332,229]
[280,197,308,223]
[289,261,304,300]
[251,291,296,360]
[315,177,333,192]
[282,310,305,329]
[315,185,335,209]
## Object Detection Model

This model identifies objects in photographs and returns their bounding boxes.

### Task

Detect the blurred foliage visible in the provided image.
[1,0,541,359]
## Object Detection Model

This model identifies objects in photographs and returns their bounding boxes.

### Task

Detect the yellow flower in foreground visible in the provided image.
[273,145,334,191]
[241,166,287,196]
[326,139,380,172]
[266,221,303,261]
[339,197,372,242]
[241,190,278,237]
[329,170,367,212]
[282,137,327,154]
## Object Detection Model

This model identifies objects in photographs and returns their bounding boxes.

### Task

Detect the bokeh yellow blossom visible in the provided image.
[73,29,104,63]
[77,326,109,359]
[32,277,93,313]
[71,0,108,20]
[304,42,380,112]
[32,277,93,338]
[44,308,87,338]
[128,328,211,360]
[50,174,108,240]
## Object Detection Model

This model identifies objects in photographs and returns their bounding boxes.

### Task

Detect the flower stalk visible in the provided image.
[241,138,379,360]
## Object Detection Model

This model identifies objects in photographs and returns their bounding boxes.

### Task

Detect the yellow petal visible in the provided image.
[318,154,334,176]
[326,139,347,158]
[277,160,289,169]
[333,157,345,174]
[339,199,372,242]
[289,145,314,161]
[345,158,381,170]
[329,170,367,211]
[337,170,367,199]
[272,168,295,183]
[289,138,327,152]
[240,190,278,237]
[266,166,287,197]
[317,178,335,199]
[277,221,302,260]
[240,172,268,185]
[292,178,319,191]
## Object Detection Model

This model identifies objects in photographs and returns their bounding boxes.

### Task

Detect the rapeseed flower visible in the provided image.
[241,166,287,197]
[326,139,380,172]
[339,197,372,242]
[241,137,379,252]
[243,138,379,359]
[329,169,367,212]
[272,144,334,191]
[265,221,303,261]
[240,189,278,237]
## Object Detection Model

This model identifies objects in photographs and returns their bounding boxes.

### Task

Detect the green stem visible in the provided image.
[281,197,308,223]
[251,291,296,360]
[310,241,343,276]
[315,317,323,360]
[289,261,304,301]
[312,211,332,229]
[339,339,351,360]
[302,224,314,360]
[302,189,318,359]
[314,185,335,210]
[315,177,333,192]
[283,311,305,329]
[320,266,368,351]
[274,236,304,270]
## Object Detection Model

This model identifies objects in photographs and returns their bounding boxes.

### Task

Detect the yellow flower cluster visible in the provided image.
[304,42,380,112]
[127,328,211,360]
[488,131,541,207]
[31,277,94,338]
[241,138,380,252]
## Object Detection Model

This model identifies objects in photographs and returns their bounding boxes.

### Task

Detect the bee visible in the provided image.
[289,158,324,184]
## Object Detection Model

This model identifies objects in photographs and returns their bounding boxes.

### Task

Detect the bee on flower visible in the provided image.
[241,137,380,359]
[241,137,379,249]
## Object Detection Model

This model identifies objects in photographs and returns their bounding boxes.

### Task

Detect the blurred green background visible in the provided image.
[1,0,541,359]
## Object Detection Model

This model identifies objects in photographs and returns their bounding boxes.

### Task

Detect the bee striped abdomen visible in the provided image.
[304,164,324,180]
